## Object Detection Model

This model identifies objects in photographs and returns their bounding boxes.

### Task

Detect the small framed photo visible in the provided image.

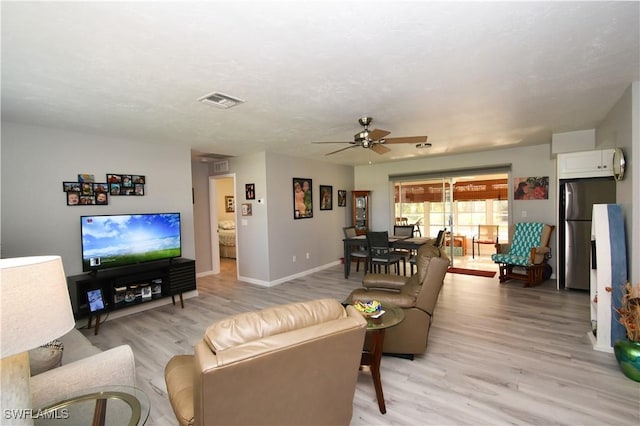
[93,183,109,193]
[121,175,133,187]
[338,190,347,207]
[80,182,94,195]
[109,183,121,195]
[141,286,152,300]
[132,175,146,184]
[95,192,108,205]
[245,183,255,200]
[67,191,80,206]
[63,182,81,192]
[134,184,144,196]
[225,195,235,212]
[80,195,95,205]
[78,174,95,183]
[87,288,105,313]
[320,185,333,210]
[242,203,252,216]
[107,174,122,183]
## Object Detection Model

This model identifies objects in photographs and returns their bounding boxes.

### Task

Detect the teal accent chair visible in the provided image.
[491,222,555,287]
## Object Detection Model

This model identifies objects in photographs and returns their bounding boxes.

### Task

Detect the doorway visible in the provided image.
[208,174,238,276]
[393,173,509,266]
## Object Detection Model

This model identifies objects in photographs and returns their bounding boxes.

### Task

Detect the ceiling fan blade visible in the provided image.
[325,145,359,156]
[368,128,391,141]
[312,141,353,144]
[383,135,428,144]
[370,144,391,155]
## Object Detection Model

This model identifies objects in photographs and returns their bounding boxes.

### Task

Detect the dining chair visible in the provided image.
[343,226,369,273]
[409,228,446,275]
[412,218,423,237]
[395,217,409,226]
[472,225,499,258]
[393,224,416,265]
[393,225,414,237]
[366,231,404,275]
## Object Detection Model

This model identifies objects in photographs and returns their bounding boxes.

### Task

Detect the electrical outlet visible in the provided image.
[306,252,310,259]
[522,211,527,218]
[292,255,296,262]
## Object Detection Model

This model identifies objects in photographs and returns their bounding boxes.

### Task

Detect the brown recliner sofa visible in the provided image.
[164,299,367,426]
[346,243,449,359]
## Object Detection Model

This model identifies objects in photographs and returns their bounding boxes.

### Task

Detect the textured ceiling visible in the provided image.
[2,1,639,166]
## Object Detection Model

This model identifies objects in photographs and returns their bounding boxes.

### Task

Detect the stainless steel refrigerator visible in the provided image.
[559,177,616,290]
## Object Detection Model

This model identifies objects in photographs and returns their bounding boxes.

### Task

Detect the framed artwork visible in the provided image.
[242,203,252,216]
[514,176,549,200]
[320,185,333,210]
[225,195,235,212]
[106,173,145,196]
[293,178,313,219]
[245,183,255,200]
[338,190,347,207]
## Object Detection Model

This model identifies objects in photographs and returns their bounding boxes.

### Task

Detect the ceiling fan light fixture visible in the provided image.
[416,142,432,149]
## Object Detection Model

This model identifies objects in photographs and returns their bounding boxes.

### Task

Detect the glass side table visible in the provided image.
[357,303,405,414]
[34,385,149,426]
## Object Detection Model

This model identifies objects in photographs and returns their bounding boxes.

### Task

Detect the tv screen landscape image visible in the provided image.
[81,213,182,272]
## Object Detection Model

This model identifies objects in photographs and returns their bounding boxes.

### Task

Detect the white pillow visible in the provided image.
[218,220,235,230]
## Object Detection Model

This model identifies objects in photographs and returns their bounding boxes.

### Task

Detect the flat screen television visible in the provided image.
[81,213,182,272]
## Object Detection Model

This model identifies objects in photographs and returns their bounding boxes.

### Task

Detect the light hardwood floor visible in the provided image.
[82,256,640,425]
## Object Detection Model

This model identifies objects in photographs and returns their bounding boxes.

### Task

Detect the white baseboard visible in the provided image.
[239,260,342,288]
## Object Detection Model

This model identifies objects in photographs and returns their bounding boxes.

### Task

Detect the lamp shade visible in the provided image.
[1,256,75,358]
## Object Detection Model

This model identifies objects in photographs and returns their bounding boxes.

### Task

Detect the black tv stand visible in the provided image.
[67,258,196,320]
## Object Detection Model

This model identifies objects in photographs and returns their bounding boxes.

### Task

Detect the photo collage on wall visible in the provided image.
[107,173,146,196]
[63,173,146,206]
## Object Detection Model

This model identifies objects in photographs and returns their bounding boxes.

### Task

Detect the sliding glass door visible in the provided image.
[393,173,509,266]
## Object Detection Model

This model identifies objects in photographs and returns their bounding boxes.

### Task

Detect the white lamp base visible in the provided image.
[0,352,34,425]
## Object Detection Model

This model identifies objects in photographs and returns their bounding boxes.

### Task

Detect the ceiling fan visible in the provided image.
[312,116,430,156]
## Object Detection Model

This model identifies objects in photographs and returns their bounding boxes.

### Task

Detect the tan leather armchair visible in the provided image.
[346,244,449,359]
[164,299,367,426]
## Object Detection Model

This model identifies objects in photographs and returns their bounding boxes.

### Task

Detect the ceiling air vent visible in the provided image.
[198,92,245,109]
[212,160,229,173]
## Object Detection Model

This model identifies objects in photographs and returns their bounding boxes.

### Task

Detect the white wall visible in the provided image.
[264,152,354,281]
[226,152,270,282]
[1,122,196,276]
[355,144,558,271]
[596,82,637,283]
[191,159,212,274]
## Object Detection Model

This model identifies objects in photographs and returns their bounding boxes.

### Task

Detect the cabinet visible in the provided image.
[67,258,196,318]
[558,149,615,179]
[352,191,370,235]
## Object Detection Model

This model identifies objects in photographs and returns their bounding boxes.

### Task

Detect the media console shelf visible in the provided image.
[67,258,196,320]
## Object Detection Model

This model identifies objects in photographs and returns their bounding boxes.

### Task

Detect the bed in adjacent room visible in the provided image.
[218,220,236,258]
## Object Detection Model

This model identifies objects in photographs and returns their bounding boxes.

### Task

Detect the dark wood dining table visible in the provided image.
[342,235,434,278]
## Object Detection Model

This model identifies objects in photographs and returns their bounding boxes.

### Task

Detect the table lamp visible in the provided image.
[1,256,75,425]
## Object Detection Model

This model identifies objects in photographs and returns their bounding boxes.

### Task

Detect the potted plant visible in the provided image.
[613,282,640,382]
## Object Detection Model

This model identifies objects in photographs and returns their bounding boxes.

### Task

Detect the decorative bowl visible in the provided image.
[353,300,382,316]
